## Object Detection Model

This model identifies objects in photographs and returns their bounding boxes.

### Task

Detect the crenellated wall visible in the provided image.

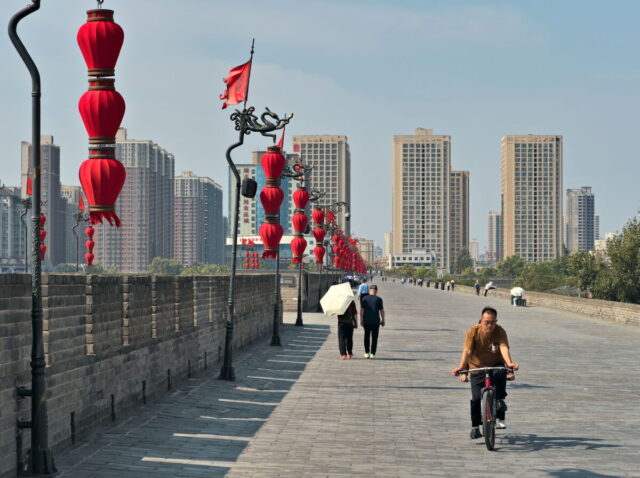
[0,273,277,478]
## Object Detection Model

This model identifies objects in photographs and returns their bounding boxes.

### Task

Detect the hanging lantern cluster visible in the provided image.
[330,232,367,273]
[312,207,326,266]
[290,178,309,264]
[85,226,95,266]
[244,251,259,269]
[77,7,126,239]
[39,214,47,261]
[258,146,285,258]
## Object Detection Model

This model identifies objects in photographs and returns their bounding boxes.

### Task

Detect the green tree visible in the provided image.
[149,257,183,275]
[397,264,416,278]
[496,255,526,278]
[461,267,476,278]
[597,218,640,303]
[567,251,601,296]
[479,266,497,279]
[455,248,473,274]
[181,263,227,275]
[513,260,565,292]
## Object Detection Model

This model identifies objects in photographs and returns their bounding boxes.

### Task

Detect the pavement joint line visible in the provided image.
[172,433,252,441]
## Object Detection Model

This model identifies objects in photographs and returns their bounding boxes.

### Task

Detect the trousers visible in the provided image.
[469,365,507,427]
[363,324,380,354]
[337,322,354,356]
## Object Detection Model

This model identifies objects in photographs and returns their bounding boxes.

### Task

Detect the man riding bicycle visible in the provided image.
[452,306,519,439]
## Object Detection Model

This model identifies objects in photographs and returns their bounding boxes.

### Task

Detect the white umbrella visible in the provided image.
[320,282,355,316]
[510,287,525,297]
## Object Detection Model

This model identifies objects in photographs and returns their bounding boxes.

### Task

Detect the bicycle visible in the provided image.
[455,366,514,451]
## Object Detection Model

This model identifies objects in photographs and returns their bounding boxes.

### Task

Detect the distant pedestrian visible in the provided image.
[484,281,496,297]
[337,299,358,360]
[360,285,385,359]
[451,279,455,291]
[474,280,481,296]
[357,278,369,304]
[446,280,451,291]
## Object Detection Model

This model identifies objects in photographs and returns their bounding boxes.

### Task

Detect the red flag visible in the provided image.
[277,126,285,149]
[26,177,32,195]
[219,60,252,109]
[79,195,85,211]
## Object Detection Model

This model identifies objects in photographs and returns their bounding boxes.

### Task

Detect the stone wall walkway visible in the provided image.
[56,282,640,477]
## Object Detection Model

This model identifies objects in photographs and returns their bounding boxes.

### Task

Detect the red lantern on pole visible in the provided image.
[259,146,286,259]
[77,7,127,238]
[313,246,326,264]
[85,225,95,266]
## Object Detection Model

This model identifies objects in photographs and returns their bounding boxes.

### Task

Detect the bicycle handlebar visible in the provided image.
[455,366,514,375]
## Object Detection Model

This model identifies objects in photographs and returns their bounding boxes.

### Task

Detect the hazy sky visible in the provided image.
[2,0,639,251]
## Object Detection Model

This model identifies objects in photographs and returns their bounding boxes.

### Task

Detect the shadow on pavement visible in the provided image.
[501,434,621,452]
[541,469,621,478]
[57,323,330,478]
[508,382,551,389]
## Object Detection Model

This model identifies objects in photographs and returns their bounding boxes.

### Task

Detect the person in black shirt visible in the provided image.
[359,285,385,359]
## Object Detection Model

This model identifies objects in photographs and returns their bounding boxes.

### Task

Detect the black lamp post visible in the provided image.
[221,106,292,380]
[19,198,31,273]
[9,1,56,474]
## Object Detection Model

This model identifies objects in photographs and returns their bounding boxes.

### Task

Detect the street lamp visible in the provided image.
[8,0,56,474]
[72,212,90,272]
[222,107,291,380]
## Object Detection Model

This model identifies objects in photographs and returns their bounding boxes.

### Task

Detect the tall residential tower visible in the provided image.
[566,186,595,253]
[501,135,563,262]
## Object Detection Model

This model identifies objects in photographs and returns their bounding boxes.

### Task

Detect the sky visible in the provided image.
[2,0,640,252]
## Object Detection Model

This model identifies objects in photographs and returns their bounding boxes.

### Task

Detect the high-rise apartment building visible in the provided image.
[291,135,351,235]
[594,212,600,243]
[487,211,503,264]
[450,170,469,271]
[469,239,479,263]
[174,172,224,266]
[384,232,393,258]
[392,129,468,273]
[357,239,375,267]
[61,185,85,265]
[21,135,66,265]
[501,135,563,262]
[566,186,595,253]
[95,128,175,272]
[0,186,27,269]
[229,164,258,237]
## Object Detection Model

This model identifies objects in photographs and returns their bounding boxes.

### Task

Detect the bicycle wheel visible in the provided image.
[481,388,495,450]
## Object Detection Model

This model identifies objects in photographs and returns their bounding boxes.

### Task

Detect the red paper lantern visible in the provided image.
[85,252,95,266]
[312,208,325,226]
[260,146,286,179]
[292,213,308,233]
[85,226,95,238]
[313,227,326,243]
[39,215,46,227]
[314,246,325,264]
[291,237,307,264]
[260,223,283,259]
[77,9,124,77]
[326,210,335,224]
[39,244,47,261]
[86,240,95,251]
[292,188,309,209]
[333,234,341,243]
[79,157,126,226]
[39,229,47,242]
[259,187,284,214]
[78,79,126,143]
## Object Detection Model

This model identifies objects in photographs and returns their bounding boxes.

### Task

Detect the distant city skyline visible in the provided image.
[2,1,640,250]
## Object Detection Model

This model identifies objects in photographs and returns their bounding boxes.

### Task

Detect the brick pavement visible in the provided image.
[56,282,640,477]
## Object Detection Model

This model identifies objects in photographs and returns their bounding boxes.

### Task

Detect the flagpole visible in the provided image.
[243,38,255,110]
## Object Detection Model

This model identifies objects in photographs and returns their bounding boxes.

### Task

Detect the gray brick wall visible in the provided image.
[0,273,276,478]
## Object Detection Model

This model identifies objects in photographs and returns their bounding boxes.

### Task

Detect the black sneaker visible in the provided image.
[470,427,482,439]
[497,399,507,413]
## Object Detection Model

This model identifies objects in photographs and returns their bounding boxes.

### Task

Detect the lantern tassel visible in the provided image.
[89,210,121,227]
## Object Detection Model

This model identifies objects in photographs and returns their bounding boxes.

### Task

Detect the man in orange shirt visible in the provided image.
[452,307,520,439]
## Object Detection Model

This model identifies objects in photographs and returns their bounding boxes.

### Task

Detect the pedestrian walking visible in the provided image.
[484,281,496,297]
[446,280,451,291]
[474,280,481,296]
[337,299,358,360]
[357,278,369,304]
[450,279,455,291]
[360,285,385,359]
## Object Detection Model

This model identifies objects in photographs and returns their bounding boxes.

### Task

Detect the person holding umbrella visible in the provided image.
[320,282,358,359]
